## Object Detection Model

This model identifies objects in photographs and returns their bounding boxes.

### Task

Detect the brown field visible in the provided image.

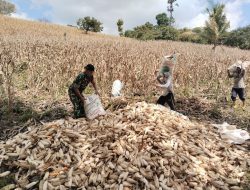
[1,15,250,128]
[0,15,250,190]
[1,15,250,99]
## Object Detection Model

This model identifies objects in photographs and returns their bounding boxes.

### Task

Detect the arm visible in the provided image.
[227,70,233,78]
[157,76,171,88]
[91,78,100,95]
[72,74,86,102]
[239,69,245,78]
[73,85,85,102]
[157,75,163,84]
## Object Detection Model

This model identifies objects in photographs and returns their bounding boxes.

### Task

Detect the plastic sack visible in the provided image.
[242,61,250,69]
[212,122,250,144]
[228,60,250,73]
[160,53,179,74]
[84,94,106,120]
[112,80,123,97]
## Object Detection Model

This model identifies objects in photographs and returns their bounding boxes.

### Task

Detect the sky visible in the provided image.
[10,0,250,35]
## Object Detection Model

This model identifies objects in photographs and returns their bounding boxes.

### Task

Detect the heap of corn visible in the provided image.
[0,102,249,190]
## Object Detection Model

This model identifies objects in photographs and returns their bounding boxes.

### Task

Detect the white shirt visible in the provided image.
[157,73,173,96]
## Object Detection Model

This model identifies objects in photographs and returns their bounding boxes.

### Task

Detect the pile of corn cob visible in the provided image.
[0,102,248,190]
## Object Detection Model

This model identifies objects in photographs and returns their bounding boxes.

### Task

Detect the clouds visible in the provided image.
[176,0,250,30]
[10,0,31,20]
[225,0,250,29]
[12,0,250,34]
[11,12,29,20]
[29,0,168,34]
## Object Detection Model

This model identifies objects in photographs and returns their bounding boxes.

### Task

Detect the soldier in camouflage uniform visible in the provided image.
[68,64,99,118]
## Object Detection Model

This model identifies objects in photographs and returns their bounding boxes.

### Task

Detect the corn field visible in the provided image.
[0,15,250,102]
[0,16,250,190]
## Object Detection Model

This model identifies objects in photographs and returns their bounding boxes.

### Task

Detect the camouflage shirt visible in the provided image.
[69,73,93,93]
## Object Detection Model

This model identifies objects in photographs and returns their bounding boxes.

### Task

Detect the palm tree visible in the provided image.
[117,19,124,36]
[204,4,230,49]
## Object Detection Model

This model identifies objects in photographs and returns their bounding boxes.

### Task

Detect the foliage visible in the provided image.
[117,19,124,36]
[156,13,172,26]
[179,31,199,42]
[125,22,158,40]
[178,27,208,44]
[77,17,103,34]
[125,13,178,41]
[224,25,250,50]
[156,25,179,40]
[204,4,230,49]
[0,0,15,15]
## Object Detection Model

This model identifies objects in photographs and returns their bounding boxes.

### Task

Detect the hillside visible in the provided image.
[0,14,249,134]
[0,15,249,189]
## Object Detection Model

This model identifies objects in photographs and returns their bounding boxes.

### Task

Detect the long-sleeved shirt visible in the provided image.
[228,69,245,88]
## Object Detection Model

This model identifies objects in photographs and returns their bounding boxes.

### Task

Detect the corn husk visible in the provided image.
[0,102,248,189]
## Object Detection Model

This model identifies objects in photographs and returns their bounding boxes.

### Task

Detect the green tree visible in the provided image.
[179,31,196,42]
[133,22,158,40]
[192,27,203,34]
[204,4,230,49]
[124,30,135,38]
[77,17,103,34]
[117,19,124,36]
[156,26,179,40]
[156,13,172,26]
[125,22,158,40]
[192,27,208,44]
[224,25,250,50]
[0,0,15,15]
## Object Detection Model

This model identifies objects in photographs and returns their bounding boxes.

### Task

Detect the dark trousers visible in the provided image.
[68,89,86,118]
[231,88,245,101]
[157,92,175,110]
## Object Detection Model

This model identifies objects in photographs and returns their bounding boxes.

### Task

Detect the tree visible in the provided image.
[125,22,158,40]
[192,27,203,34]
[178,31,205,43]
[117,19,124,36]
[204,4,230,49]
[133,22,158,40]
[191,27,208,44]
[124,30,135,38]
[224,25,250,50]
[167,0,178,26]
[156,26,179,40]
[77,17,103,34]
[0,0,15,15]
[156,13,172,26]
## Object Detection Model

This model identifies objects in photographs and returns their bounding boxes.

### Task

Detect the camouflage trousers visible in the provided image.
[68,89,86,118]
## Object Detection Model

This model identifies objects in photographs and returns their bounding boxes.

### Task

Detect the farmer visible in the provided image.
[156,66,175,110]
[228,65,246,109]
[68,64,100,118]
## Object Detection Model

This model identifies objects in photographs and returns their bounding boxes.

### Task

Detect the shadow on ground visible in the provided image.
[0,99,70,141]
[175,97,250,132]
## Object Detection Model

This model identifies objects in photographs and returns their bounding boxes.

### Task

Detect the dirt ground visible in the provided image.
[0,96,249,141]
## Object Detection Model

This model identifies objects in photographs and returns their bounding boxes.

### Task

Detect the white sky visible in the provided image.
[11,0,250,35]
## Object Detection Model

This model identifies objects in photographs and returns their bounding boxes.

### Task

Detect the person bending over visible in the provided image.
[68,64,99,118]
